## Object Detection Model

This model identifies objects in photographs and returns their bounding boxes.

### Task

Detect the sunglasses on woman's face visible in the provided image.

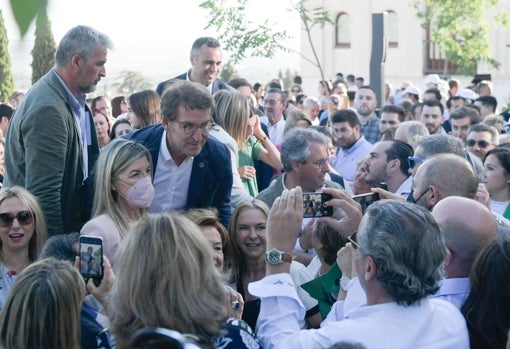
[0,211,33,227]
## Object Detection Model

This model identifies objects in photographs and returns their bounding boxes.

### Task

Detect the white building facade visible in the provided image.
[299,0,510,106]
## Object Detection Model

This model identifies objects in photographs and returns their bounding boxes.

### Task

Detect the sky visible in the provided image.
[1,0,301,92]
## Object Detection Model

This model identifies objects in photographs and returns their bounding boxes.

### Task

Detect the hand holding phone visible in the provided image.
[352,192,380,213]
[79,235,104,287]
[302,192,333,218]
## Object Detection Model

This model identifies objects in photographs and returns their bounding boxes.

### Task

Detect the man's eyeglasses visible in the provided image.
[263,99,280,106]
[408,156,425,169]
[172,121,213,136]
[310,158,331,169]
[291,89,301,93]
[466,139,492,149]
[348,236,359,249]
[329,97,339,105]
[0,211,33,227]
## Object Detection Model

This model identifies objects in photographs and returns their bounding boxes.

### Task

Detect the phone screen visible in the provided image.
[79,235,103,286]
[303,192,333,218]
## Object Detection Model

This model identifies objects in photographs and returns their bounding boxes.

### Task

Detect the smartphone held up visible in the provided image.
[303,192,333,218]
[79,235,104,287]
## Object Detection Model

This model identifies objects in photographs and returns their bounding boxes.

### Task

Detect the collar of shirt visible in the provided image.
[436,278,470,297]
[268,115,285,127]
[395,175,413,198]
[52,69,87,114]
[340,136,367,156]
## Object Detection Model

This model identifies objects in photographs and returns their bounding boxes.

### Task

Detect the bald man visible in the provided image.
[394,120,429,151]
[432,196,498,308]
[412,154,478,210]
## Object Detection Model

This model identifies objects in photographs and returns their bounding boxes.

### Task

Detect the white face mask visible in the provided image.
[123,176,155,208]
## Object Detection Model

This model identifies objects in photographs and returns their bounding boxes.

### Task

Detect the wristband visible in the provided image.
[257,135,267,143]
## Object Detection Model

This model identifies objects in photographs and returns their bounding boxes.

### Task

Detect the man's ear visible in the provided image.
[161,118,170,131]
[443,246,453,268]
[388,159,400,172]
[364,256,378,282]
[71,54,81,69]
[429,185,442,207]
[291,159,301,172]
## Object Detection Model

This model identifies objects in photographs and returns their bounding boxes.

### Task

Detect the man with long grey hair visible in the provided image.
[249,190,469,348]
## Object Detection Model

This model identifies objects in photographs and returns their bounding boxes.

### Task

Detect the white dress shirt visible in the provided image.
[150,131,193,213]
[260,116,286,146]
[434,277,470,309]
[249,273,469,349]
[334,275,471,321]
[394,175,413,199]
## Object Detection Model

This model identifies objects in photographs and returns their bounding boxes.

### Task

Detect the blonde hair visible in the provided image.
[109,212,227,348]
[212,90,250,149]
[0,186,47,263]
[0,258,85,349]
[227,199,270,284]
[284,109,312,134]
[92,139,151,238]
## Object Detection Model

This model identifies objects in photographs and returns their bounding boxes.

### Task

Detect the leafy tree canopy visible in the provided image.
[412,0,509,74]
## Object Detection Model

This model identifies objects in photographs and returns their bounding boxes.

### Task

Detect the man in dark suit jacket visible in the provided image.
[4,25,110,235]
[127,80,233,226]
[156,37,232,95]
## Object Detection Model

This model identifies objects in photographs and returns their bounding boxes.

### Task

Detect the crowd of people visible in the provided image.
[0,23,508,348]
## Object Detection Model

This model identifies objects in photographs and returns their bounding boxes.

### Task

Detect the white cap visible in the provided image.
[425,74,442,85]
[404,86,421,97]
[454,88,478,100]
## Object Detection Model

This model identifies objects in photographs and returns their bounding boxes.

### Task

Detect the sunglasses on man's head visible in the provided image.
[407,156,425,170]
[466,139,492,149]
[0,211,33,227]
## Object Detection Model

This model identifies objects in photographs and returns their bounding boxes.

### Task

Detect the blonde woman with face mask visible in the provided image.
[80,139,154,265]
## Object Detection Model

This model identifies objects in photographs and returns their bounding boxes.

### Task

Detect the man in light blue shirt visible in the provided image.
[331,109,373,181]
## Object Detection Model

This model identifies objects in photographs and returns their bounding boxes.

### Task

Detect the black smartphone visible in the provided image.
[303,192,333,218]
[352,192,380,214]
[79,235,104,287]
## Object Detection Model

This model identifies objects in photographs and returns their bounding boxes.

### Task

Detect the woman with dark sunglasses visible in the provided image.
[0,186,47,309]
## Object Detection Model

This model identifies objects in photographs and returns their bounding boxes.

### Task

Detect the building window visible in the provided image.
[386,10,398,48]
[335,12,351,48]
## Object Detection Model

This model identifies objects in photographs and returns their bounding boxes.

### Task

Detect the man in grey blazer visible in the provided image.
[4,25,112,236]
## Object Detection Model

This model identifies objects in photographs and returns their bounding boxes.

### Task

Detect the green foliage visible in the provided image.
[8,0,46,38]
[0,10,14,102]
[293,1,333,30]
[199,0,333,84]
[112,71,152,96]
[220,60,238,82]
[412,0,509,75]
[199,0,289,64]
[31,9,56,84]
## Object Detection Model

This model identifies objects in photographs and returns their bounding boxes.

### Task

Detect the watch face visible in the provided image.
[267,249,282,264]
